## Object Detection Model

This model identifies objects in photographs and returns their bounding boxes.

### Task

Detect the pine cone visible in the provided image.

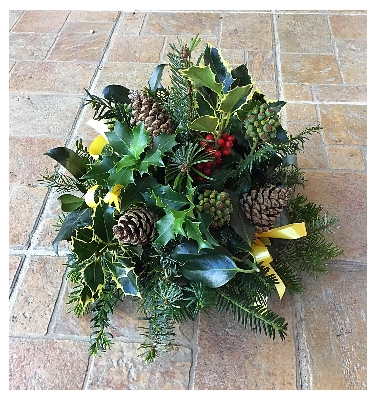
[129,90,175,138]
[240,185,292,233]
[113,206,157,246]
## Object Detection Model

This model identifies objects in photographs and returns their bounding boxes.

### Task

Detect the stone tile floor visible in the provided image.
[9,10,367,390]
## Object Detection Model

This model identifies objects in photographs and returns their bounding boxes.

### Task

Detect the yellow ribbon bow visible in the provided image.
[85,184,123,212]
[251,223,307,299]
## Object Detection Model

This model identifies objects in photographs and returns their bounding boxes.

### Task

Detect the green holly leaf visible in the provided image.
[121,176,158,211]
[106,120,133,156]
[107,166,134,189]
[181,65,223,95]
[219,85,252,113]
[116,154,137,171]
[152,184,190,210]
[83,258,105,296]
[58,194,85,212]
[151,132,178,154]
[81,155,118,183]
[52,208,92,254]
[188,115,219,133]
[185,219,212,251]
[92,201,116,243]
[153,212,175,248]
[139,148,164,175]
[197,212,219,247]
[72,227,106,261]
[128,122,149,159]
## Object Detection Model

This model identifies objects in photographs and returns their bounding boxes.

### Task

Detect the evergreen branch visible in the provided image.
[216,287,288,339]
[38,169,84,193]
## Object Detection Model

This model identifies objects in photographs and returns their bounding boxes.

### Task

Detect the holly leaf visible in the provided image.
[83,258,105,295]
[92,201,116,243]
[181,65,223,95]
[188,115,219,133]
[197,212,219,247]
[121,176,158,211]
[107,166,134,189]
[81,155,118,184]
[185,219,212,251]
[106,120,133,156]
[219,85,252,113]
[116,154,137,171]
[128,122,149,159]
[151,132,178,154]
[152,184,189,210]
[139,148,164,175]
[52,208,92,254]
[153,212,175,248]
[58,194,85,212]
[72,227,106,261]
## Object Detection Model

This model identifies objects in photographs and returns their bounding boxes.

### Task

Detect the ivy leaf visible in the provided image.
[83,258,105,295]
[52,208,92,254]
[188,115,219,133]
[58,194,85,212]
[171,241,238,288]
[181,65,223,95]
[219,85,252,113]
[228,190,255,247]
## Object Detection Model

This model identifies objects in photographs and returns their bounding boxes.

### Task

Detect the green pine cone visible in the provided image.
[195,190,233,228]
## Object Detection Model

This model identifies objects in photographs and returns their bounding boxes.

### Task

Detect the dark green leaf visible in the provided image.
[152,184,189,210]
[107,166,134,189]
[231,64,252,88]
[228,190,255,247]
[58,194,85,212]
[151,132,178,154]
[52,208,92,254]
[81,155,118,183]
[128,123,149,159]
[197,212,219,247]
[185,219,212,251]
[72,227,105,261]
[219,85,252,113]
[188,115,219,133]
[105,254,139,296]
[106,120,132,156]
[121,176,158,211]
[102,85,130,104]
[204,44,234,93]
[92,201,116,243]
[83,258,105,295]
[195,91,216,117]
[44,147,86,180]
[154,212,175,247]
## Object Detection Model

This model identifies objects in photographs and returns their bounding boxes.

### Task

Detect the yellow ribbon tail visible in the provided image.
[85,185,99,208]
[265,264,286,300]
[256,222,307,239]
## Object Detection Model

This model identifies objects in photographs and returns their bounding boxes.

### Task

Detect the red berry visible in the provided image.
[227,135,235,142]
[205,134,215,141]
[215,158,222,166]
[206,147,214,154]
[222,148,231,156]
[203,168,212,176]
[221,133,229,140]
[214,150,222,158]
[195,163,204,170]
[217,138,225,147]
[204,161,213,168]
[200,140,208,148]
[225,141,233,148]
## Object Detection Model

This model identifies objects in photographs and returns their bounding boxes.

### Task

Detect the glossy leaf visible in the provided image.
[102,84,130,104]
[185,219,212,251]
[154,212,175,247]
[44,147,86,180]
[72,227,106,261]
[105,253,139,296]
[204,44,234,93]
[92,201,116,243]
[58,194,85,212]
[181,65,223,95]
[149,64,167,92]
[52,208,92,254]
[128,123,149,159]
[188,115,219,133]
[228,190,255,247]
[151,132,178,154]
[106,120,132,156]
[219,85,252,113]
[121,176,158,211]
[84,258,105,295]
[231,64,252,88]
[107,166,134,189]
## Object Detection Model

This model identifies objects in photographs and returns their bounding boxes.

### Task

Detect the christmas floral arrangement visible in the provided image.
[41,35,342,363]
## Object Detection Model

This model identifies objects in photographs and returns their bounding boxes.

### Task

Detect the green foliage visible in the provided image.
[41,34,343,364]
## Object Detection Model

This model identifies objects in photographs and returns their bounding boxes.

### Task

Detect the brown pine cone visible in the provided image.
[240,185,292,233]
[113,206,157,246]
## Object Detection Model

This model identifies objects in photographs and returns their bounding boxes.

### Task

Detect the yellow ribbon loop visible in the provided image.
[103,184,123,212]
[252,222,307,299]
[85,185,99,208]
[88,135,108,158]
[85,184,123,212]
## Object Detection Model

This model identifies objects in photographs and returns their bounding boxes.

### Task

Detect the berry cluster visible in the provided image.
[195,133,235,179]
[244,103,280,142]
